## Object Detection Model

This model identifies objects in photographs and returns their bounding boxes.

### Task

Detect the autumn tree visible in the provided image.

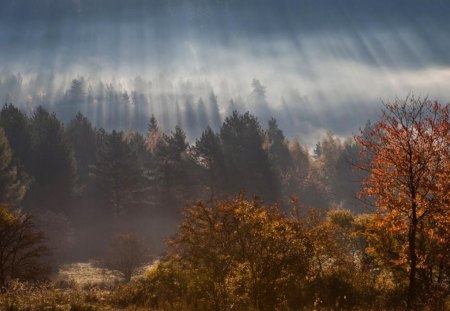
[356,97,450,309]
[170,196,311,310]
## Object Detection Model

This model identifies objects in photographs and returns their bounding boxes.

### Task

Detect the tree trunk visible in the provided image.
[407,211,418,310]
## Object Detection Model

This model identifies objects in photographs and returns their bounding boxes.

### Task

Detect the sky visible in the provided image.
[1,0,450,144]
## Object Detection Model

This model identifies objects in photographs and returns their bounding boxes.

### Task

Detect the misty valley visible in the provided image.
[1,0,450,310]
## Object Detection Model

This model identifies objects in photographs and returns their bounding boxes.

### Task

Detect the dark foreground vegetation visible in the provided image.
[0,97,449,310]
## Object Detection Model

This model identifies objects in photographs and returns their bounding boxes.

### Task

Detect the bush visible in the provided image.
[102,232,149,282]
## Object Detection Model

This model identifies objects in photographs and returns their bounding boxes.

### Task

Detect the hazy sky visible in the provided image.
[1,0,450,143]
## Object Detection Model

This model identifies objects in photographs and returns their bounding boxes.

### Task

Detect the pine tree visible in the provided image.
[220,111,279,201]
[208,91,222,131]
[66,112,97,189]
[27,107,75,212]
[266,118,291,171]
[194,126,224,199]
[0,128,27,206]
[146,114,160,153]
[93,131,146,217]
[154,126,191,214]
[0,104,32,170]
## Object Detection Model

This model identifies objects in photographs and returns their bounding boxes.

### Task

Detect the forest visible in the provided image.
[1,0,450,309]
[0,90,448,310]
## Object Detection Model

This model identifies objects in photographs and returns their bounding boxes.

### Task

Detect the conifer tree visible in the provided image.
[93,130,146,217]
[194,126,224,199]
[0,128,27,206]
[27,107,75,211]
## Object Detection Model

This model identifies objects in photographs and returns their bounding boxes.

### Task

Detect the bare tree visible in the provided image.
[103,232,149,282]
[0,206,50,285]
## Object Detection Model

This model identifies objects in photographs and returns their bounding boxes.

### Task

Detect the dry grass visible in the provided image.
[56,261,123,289]
[0,279,112,310]
[0,261,155,311]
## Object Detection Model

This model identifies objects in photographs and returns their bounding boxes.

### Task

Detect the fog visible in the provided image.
[1,0,450,145]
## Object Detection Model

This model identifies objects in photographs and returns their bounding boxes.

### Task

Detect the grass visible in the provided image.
[0,261,154,311]
[56,261,123,289]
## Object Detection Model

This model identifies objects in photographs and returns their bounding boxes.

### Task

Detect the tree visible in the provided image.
[356,97,450,309]
[93,130,146,218]
[153,126,192,213]
[265,118,291,205]
[208,91,222,131]
[170,196,311,310]
[27,107,75,212]
[220,111,279,201]
[0,128,28,207]
[193,126,224,199]
[103,232,149,282]
[334,140,367,212]
[0,206,50,285]
[266,118,291,171]
[0,104,32,171]
[67,78,86,104]
[66,112,97,189]
[145,114,160,153]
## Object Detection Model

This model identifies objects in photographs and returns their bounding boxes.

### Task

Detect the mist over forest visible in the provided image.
[2,0,450,145]
[0,1,449,310]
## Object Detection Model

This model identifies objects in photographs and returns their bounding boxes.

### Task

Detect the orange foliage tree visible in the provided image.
[356,97,450,309]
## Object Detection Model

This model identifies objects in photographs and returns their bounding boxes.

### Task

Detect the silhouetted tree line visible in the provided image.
[0,102,364,260]
[0,74,317,140]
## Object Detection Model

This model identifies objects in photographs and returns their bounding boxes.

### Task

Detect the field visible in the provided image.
[0,262,151,311]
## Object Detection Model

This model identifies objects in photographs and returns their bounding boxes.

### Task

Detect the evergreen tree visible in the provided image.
[193,126,224,199]
[208,91,222,131]
[266,118,291,171]
[0,104,32,170]
[146,114,160,153]
[66,112,97,189]
[154,126,191,214]
[93,131,146,217]
[334,140,366,211]
[27,107,75,212]
[220,111,279,201]
[0,128,28,206]
[67,78,86,104]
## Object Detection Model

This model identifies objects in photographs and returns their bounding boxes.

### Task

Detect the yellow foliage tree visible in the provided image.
[169,196,311,310]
